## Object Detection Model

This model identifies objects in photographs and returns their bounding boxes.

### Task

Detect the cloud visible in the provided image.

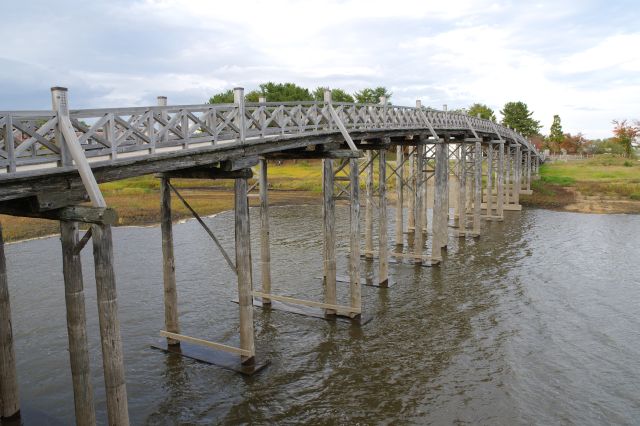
[1,0,638,138]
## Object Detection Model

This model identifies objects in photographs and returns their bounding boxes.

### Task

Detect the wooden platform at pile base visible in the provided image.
[151,340,269,376]
[331,274,397,288]
[243,297,373,325]
[481,203,522,211]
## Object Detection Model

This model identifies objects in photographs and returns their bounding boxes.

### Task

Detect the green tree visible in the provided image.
[547,114,564,152]
[612,119,639,158]
[354,87,392,104]
[208,89,234,104]
[257,82,313,102]
[312,87,354,103]
[500,101,542,137]
[467,103,496,121]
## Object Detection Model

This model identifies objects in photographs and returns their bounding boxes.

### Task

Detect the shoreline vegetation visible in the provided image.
[1,156,639,243]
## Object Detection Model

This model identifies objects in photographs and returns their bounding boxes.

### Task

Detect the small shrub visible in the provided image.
[624,161,633,167]
[630,193,640,201]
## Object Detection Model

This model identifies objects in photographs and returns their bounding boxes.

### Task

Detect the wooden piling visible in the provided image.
[364,150,374,259]
[419,145,427,236]
[413,144,424,264]
[160,177,180,345]
[349,158,361,315]
[497,142,505,218]
[91,223,130,426]
[486,143,494,217]
[526,150,532,191]
[259,158,271,305]
[407,147,415,233]
[322,159,337,314]
[473,140,482,236]
[515,145,521,205]
[60,221,96,426]
[378,148,389,285]
[0,223,19,420]
[432,141,446,256]
[457,143,467,235]
[234,178,256,362]
[395,145,404,246]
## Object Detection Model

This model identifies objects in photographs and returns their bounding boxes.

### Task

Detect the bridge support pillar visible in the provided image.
[160,177,180,346]
[259,158,272,305]
[60,221,97,426]
[364,150,374,259]
[472,140,482,237]
[432,140,447,259]
[413,144,424,264]
[505,145,512,207]
[395,145,404,247]
[91,223,130,426]
[348,158,361,316]
[0,223,19,420]
[323,159,337,315]
[235,178,256,362]
[457,142,467,236]
[526,150,532,191]
[378,146,389,286]
[514,145,521,206]
[407,146,415,234]
[486,142,494,218]
[497,141,505,219]
[419,144,428,236]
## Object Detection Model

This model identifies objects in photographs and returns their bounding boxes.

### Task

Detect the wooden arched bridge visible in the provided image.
[0,87,542,425]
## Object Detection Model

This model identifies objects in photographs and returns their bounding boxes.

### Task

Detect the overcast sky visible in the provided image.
[1,0,638,138]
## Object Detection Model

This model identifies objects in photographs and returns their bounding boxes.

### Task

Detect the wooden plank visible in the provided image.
[264,149,362,159]
[252,291,361,314]
[0,204,117,225]
[159,331,251,357]
[161,167,252,180]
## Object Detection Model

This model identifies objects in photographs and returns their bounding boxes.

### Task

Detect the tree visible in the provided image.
[257,82,313,102]
[354,87,392,104]
[560,133,586,154]
[500,101,542,137]
[467,103,496,121]
[208,89,234,104]
[312,87,354,103]
[547,115,564,152]
[612,119,640,158]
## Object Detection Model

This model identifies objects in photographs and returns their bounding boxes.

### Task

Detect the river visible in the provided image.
[2,205,639,425]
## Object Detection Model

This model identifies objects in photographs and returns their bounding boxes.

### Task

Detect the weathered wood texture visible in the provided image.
[160,177,180,346]
[60,221,96,426]
[486,143,494,216]
[457,143,467,234]
[395,145,404,246]
[497,142,505,217]
[0,204,117,225]
[378,147,389,285]
[0,223,19,419]
[364,150,374,259]
[91,224,129,426]
[259,159,272,304]
[413,144,424,263]
[407,147,415,232]
[473,141,482,236]
[349,158,361,313]
[234,178,256,363]
[322,159,337,315]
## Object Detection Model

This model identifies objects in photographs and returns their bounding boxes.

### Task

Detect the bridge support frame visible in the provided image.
[0,223,19,421]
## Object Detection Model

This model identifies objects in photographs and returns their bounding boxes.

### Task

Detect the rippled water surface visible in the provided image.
[2,206,639,425]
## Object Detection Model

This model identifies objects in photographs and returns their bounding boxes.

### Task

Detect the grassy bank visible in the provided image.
[521,156,640,213]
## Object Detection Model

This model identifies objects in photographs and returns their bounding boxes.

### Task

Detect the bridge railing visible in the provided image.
[0,96,538,175]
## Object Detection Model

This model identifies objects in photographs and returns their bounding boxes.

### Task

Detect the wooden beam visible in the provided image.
[0,204,118,225]
[160,167,252,180]
[265,150,362,160]
[222,156,259,171]
[252,291,361,314]
[159,331,251,357]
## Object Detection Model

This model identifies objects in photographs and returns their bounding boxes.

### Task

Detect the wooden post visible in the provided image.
[487,143,494,217]
[157,96,167,145]
[349,158,361,316]
[473,140,482,236]
[259,158,271,304]
[234,178,256,362]
[0,223,19,419]
[51,87,73,167]
[419,144,427,235]
[505,145,512,206]
[395,145,404,246]
[378,147,389,285]
[515,145,521,205]
[526,149,532,191]
[407,146,415,233]
[497,142,505,218]
[432,141,446,256]
[233,88,246,143]
[160,177,179,345]
[91,224,129,426]
[457,142,466,235]
[364,150,374,259]
[442,139,450,247]
[60,221,96,426]
[322,159,337,314]
[413,144,424,264]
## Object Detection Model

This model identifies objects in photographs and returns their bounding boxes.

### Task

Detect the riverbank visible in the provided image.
[521,156,640,214]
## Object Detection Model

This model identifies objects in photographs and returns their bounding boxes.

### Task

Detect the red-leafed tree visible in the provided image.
[612,119,640,158]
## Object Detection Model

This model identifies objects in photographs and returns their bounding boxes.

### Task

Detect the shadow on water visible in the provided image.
[2,205,640,424]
